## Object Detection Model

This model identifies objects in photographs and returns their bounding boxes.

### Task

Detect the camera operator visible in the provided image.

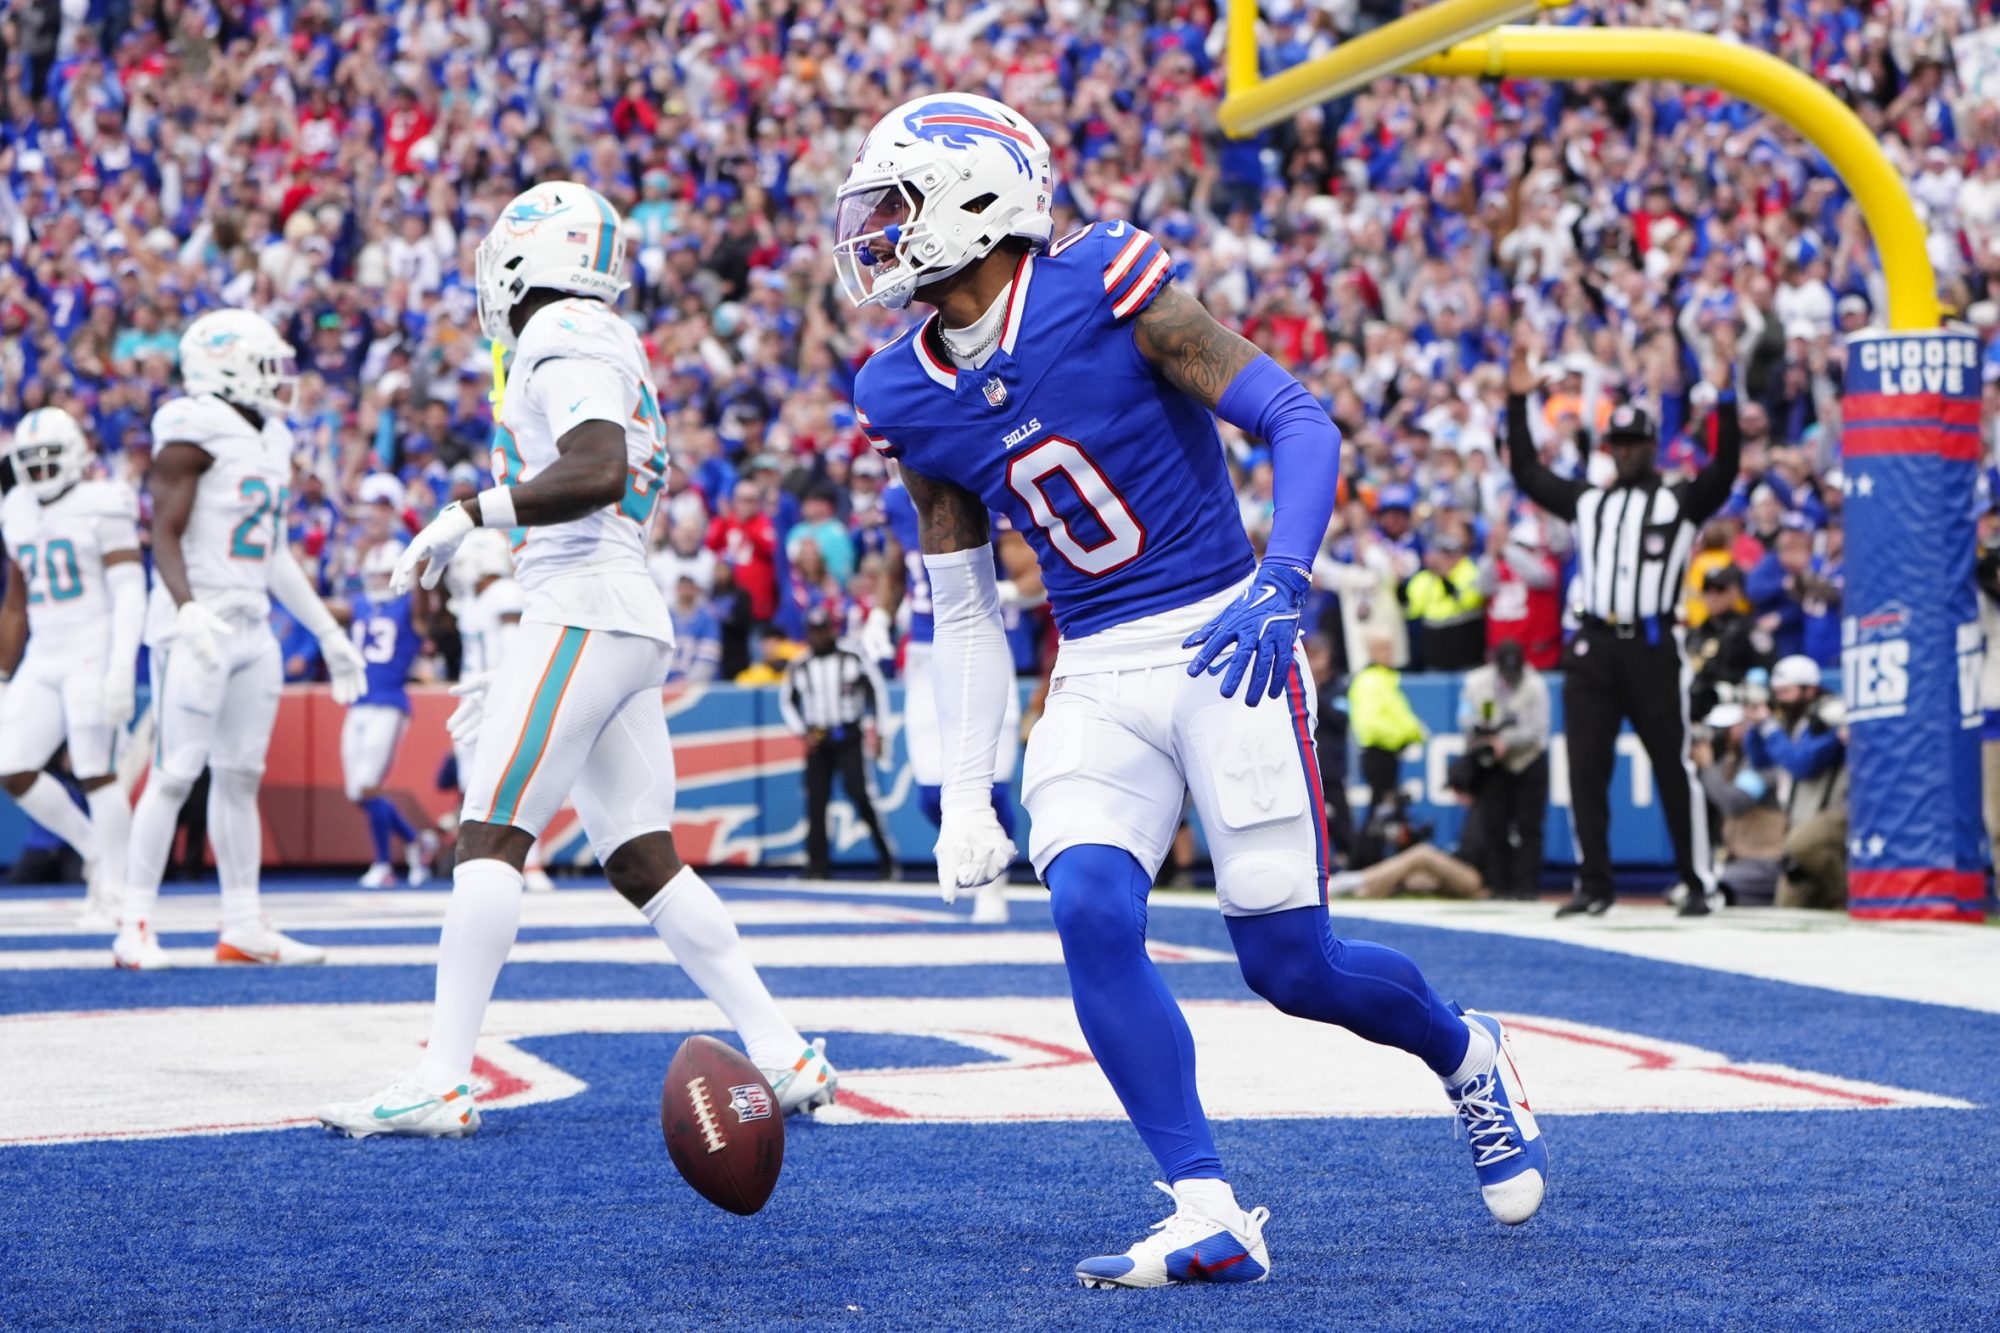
[1450,640,1550,900]
[1686,565,1772,721]
[1689,702,1787,907]
[1743,655,1848,909]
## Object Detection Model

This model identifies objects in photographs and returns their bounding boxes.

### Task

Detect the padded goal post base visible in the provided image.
[1840,330,1987,922]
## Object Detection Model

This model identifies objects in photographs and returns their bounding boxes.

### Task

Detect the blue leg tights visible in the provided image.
[1225,906,1470,1076]
[1047,844,1221,1182]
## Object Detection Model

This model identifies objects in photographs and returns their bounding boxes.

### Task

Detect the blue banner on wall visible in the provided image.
[1,675,1682,876]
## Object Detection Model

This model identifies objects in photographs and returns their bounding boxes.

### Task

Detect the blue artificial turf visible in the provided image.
[1,877,1995,1329]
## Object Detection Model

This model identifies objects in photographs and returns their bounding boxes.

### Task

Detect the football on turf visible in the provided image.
[661,1035,785,1215]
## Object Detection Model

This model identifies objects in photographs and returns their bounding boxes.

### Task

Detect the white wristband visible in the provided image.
[476,486,517,529]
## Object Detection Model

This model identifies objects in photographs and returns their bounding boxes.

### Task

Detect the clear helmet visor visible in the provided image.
[833,182,919,307]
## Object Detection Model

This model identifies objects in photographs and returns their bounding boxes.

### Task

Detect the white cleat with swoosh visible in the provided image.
[317,1077,481,1139]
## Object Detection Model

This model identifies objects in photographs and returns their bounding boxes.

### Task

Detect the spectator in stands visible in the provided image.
[668,577,723,688]
[1481,515,1562,670]
[1744,656,1849,910]
[1686,566,1772,721]
[708,481,780,627]
[1404,532,1485,671]
[1348,632,1427,815]
[1746,514,1820,659]
[1978,501,2000,876]
[1453,641,1550,901]
[788,487,856,588]
[734,625,796,688]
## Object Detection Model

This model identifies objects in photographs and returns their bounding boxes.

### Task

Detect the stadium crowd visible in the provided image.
[3,1,2000,813]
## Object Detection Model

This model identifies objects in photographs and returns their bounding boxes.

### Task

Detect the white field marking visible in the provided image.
[0,889,967,938]
[0,931,1227,972]
[0,997,1967,1147]
[1316,898,2000,1016]
[736,882,2000,1017]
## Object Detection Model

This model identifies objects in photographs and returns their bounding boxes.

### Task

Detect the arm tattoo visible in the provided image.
[1132,283,1261,410]
[900,465,991,555]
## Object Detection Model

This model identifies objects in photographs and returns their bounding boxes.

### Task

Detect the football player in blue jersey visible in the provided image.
[838,93,1547,1287]
[340,540,436,888]
[877,478,1039,923]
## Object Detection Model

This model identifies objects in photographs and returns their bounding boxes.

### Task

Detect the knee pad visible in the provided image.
[1229,907,1330,1014]
[1045,845,1148,946]
[212,766,263,804]
[144,769,197,806]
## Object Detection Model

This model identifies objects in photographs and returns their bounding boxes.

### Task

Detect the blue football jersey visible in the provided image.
[348,592,420,712]
[853,221,1254,640]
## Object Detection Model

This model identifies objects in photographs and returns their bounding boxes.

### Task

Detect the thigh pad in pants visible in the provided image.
[1022,670,1186,881]
[1178,653,1328,916]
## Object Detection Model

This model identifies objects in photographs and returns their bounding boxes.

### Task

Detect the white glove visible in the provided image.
[933,805,1015,904]
[101,669,136,729]
[391,501,478,594]
[173,599,229,671]
[446,672,492,746]
[860,605,896,666]
[319,630,367,706]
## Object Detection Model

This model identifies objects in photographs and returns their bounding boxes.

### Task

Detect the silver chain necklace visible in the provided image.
[937,283,1012,364]
[937,319,1002,365]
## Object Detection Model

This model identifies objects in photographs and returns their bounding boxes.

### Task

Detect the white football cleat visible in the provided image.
[1444,1007,1548,1225]
[763,1037,838,1115]
[112,921,172,971]
[522,867,555,893]
[1076,1182,1272,1288]
[970,883,1009,924]
[216,923,327,966]
[358,862,398,890]
[407,831,438,888]
[318,1076,480,1139]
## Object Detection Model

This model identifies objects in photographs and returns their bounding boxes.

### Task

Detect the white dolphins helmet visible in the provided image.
[180,309,298,415]
[477,181,630,348]
[10,407,92,501]
[833,93,1054,310]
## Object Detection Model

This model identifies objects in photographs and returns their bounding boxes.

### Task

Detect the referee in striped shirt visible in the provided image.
[1503,336,1739,918]
[780,608,897,879]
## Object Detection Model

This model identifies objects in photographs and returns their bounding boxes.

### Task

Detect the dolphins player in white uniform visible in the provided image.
[318,183,833,1137]
[440,529,554,891]
[0,408,144,927]
[113,309,368,970]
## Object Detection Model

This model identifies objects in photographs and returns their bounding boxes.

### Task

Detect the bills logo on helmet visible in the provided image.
[902,100,1035,174]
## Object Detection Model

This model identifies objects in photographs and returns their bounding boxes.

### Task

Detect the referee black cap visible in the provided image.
[1603,403,1656,444]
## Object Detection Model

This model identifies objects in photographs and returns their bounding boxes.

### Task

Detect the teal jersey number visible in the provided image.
[14,540,83,603]
[230,478,290,560]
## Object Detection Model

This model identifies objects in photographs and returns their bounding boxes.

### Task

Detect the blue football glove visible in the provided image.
[1182,560,1311,706]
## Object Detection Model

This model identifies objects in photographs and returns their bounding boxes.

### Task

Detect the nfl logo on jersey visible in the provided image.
[982,376,1008,407]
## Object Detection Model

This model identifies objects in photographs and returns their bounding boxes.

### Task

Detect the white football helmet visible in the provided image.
[477,181,630,348]
[180,309,298,416]
[10,407,92,501]
[834,93,1054,310]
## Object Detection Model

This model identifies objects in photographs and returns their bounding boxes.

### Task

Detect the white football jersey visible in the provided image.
[143,394,295,644]
[459,576,525,676]
[495,298,673,643]
[0,478,140,653]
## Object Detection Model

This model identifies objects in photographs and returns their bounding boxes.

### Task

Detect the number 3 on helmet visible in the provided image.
[833,93,1054,311]
[475,181,630,349]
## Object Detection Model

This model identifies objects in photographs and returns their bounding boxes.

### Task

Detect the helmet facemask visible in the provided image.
[16,439,81,501]
[834,165,1007,310]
